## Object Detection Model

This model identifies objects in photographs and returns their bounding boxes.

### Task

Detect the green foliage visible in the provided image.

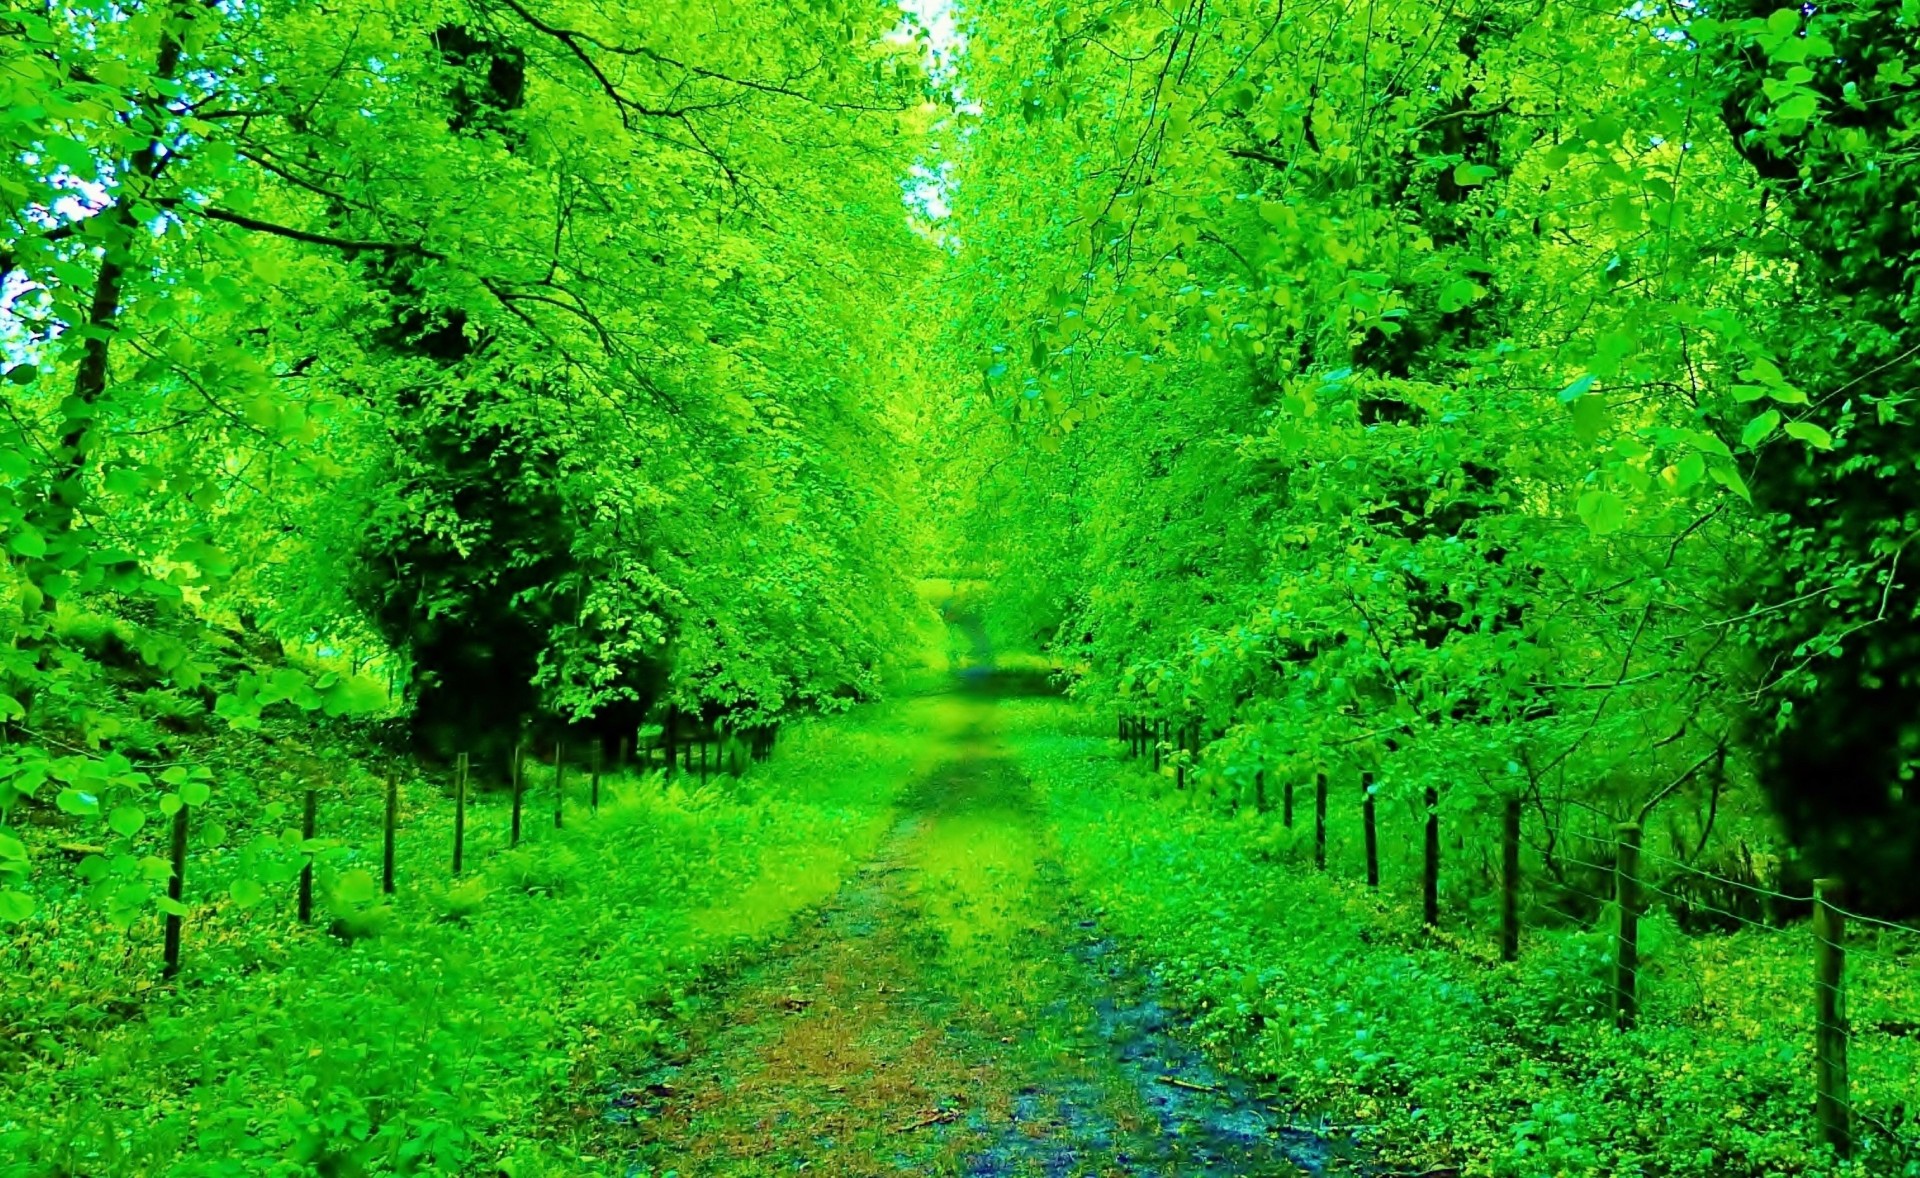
[929,0,1920,912]
[1,0,942,906]
[0,697,935,1176]
[1008,710,1920,1177]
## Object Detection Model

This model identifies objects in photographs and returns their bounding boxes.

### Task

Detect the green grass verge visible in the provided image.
[2,698,941,1178]
[1001,699,1919,1178]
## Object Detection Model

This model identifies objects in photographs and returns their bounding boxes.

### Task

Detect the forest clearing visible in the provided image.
[3,0,1919,1174]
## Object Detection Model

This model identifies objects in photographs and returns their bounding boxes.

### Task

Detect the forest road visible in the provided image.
[607,675,1359,1177]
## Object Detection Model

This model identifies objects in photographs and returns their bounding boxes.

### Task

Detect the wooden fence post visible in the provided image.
[1501,797,1521,962]
[510,737,524,848]
[1423,785,1440,927]
[1813,878,1852,1157]
[1283,777,1294,828]
[298,788,317,923]
[162,804,189,978]
[382,775,398,895]
[700,736,710,785]
[452,753,468,875]
[591,743,602,814]
[1362,772,1379,888]
[1314,772,1328,870]
[1614,822,1642,1029]
[665,705,678,777]
[1254,768,1267,813]
[617,736,629,774]
[553,741,566,829]
[1174,721,1186,791]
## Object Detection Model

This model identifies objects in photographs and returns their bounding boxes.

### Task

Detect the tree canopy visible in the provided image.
[931,0,1920,912]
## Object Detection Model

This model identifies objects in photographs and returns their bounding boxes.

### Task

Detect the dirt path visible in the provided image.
[605,683,1356,1177]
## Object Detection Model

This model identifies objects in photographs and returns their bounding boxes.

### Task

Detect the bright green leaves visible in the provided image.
[1741,409,1782,449]
[108,805,147,838]
[1569,394,1610,443]
[0,888,32,923]
[0,830,29,924]
[1784,420,1834,449]
[1732,359,1807,405]
[1437,278,1484,314]
[43,136,97,176]
[1737,8,1833,137]
[1667,452,1707,493]
[331,868,379,908]
[1608,194,1643,235]
[1451,163,1497,188]
[1577,489,1628,535]
[9,528,48,558]
[1559,374,1598,402]
[1737,360,1835,453]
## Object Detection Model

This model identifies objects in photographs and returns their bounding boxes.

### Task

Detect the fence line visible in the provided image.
[1108,710,1918,1161]
[17,713,792,989]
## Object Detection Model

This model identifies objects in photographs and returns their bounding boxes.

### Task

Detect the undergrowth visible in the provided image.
[1,698,941,1178]
[1002,699,1920,1178]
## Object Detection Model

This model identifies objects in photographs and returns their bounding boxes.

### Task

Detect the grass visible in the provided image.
[1,696,952,1178]
[999,697,1920,1178]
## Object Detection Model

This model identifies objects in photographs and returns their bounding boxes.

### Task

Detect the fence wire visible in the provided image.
[1108,717,1920,1160]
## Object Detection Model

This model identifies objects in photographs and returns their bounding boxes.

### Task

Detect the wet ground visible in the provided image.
[605,682,1361,1176]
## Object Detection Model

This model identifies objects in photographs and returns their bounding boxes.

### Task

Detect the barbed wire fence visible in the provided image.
[1113,711,1919,1164]
[9,713,785,987]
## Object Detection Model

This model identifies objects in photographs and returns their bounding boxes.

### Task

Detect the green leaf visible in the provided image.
[9,529,47,558]
[1569,395,1609,442]
[108,806,147,838]
[1436,279,1483,314]
[45,136,94,173]
[1609,194,1643,233]
[1709,462,1752,503]
[1741,409,1782,448]
[1775,91,1820,122]
[229,878,265,908]
[1558,374,1597,403]
[156,896,189,918]
[180,781,211,807]
[56,789,99,817]
[0,890,32,923]
[104,467,147,496]
[1784,420,1834,449]
[1765,7,1801,36]
[333,868,379,907]
[1451,163,1497,187]
[1577,489,1628,535]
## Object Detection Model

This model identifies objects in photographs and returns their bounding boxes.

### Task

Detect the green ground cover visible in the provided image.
[1002,699,1920,1178]
[1,698,948,1178]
